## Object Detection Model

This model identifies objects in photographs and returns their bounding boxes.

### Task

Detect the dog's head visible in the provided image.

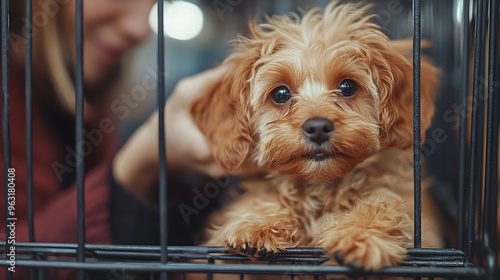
[192,2,439,181]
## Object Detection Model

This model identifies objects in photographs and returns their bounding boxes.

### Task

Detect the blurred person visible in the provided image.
[0,0,247,278]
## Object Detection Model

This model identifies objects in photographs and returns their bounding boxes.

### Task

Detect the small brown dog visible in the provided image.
[192,0,443,274]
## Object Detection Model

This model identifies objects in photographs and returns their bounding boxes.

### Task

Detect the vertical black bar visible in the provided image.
[483,0,498,253]
[25,0,36,279]
[75,0,86,279]
[1,1,12,280]
[473,0,487,244]
[457,0,470,251]
[467,0,486,263]
[157,1,168,280]
[412,0,422,249]
[488,0,500,262]
[25,0,34,244]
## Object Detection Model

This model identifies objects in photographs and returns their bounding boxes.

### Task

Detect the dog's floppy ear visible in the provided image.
[191,61,254,171]
[191,23,271,171]
[372,39,440,149]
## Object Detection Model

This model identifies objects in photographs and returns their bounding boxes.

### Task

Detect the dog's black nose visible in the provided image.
[302,118,334,145]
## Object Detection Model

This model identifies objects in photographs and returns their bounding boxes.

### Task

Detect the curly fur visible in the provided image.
[190,1,443,279]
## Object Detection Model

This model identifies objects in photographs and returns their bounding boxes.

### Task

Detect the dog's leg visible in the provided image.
[312,195,413,271]
[204,198,301,257]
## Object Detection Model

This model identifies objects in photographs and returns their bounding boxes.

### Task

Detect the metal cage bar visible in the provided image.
[75,0,86,279]
[412,0,422,251]
[157,1,169,280]
[25,0,34,247]
[457,0,470,252]
[467,0,487,263]
[474,0,488,253]
[24,0,38,279]
[0,243,486,277]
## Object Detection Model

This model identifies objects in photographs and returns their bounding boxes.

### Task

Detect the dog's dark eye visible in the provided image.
[271,86,292,104]
[338,80,357,97]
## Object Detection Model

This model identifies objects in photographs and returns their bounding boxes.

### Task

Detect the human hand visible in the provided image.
[164,66,264,177]
[113,67,263,201]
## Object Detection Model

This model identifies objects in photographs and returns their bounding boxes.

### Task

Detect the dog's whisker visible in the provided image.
[334,102,347,112]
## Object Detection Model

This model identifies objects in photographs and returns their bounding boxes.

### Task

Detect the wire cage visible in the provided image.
[1,0,499,279]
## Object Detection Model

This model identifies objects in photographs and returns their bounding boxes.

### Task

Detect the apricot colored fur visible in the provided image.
[191,2,443,279]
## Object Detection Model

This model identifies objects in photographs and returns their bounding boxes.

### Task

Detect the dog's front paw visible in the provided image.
[315,201,412,271]
[223,219,300,257]
[317,224,409,271]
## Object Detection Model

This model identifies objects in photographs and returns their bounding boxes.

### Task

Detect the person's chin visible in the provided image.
[84,61,115,86]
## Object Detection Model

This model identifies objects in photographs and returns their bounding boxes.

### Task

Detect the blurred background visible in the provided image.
[120,0,472,245]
